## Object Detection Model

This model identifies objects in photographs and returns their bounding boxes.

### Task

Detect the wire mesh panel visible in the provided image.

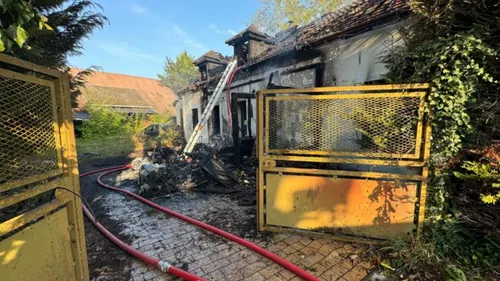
[0,55,89,281]
[266,93,424,158]
[257,85,432,241]
[0,71,61,189]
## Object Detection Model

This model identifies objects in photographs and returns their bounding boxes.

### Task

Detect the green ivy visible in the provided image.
[388,32,498,158]
[385,31,499,217]
[381,1,500,279]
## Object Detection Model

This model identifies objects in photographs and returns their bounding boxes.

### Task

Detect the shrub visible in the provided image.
[81,105,131,138]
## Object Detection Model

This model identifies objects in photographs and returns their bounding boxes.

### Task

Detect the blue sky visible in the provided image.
[68,0,261,78]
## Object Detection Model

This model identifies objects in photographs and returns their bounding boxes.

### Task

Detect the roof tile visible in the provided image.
[70,69,176,114]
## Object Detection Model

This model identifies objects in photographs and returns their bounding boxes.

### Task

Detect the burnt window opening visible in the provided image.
[199,63,208,81]
[226,26,275,65]
[234,42,249,64]
[213,105,221,135]
[191,108,198,130]
[238,100,248,137]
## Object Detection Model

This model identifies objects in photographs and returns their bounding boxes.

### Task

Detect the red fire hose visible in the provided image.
[80,165,321,281]
[81,165,208,281]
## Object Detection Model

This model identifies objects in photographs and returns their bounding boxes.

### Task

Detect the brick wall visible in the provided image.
[249,40,270,59]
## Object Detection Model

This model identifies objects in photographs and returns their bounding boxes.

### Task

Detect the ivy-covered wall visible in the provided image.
[381,1,500,279]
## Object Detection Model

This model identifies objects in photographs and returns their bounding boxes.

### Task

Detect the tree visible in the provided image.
[4,0,107,70]
[251,0,344,35]
[0,0,52,52]
[158,51,198,93]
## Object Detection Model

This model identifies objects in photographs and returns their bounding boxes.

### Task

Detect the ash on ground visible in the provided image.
[132,144,257,207]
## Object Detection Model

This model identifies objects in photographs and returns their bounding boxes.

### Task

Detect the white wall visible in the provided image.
[178,91,209,144]
[320,23,404,85]
[175,101,182,126]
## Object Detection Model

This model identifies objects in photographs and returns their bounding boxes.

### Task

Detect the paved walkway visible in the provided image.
[95,173,376,281]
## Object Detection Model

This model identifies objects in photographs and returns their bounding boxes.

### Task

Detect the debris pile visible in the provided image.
[132,144,257,206]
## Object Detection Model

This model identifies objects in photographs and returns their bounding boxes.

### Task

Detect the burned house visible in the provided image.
[175,0,409,155]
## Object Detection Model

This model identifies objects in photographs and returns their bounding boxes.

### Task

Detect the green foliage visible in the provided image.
[158,51,198,93]
[382,0,500,279]
[352,99,413,153]
[454,161,500,204]
[252,0,343,35]
[150,113,174,125]
[76,135,135,160]
[81,106,131,138]
[4,0,107,70]
[155,125,184,149]
[382,219,500,280]
[384,32,498,159]
[0,0,52,51]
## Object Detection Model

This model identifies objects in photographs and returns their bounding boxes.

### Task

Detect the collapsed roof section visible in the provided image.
[246,0,409,67]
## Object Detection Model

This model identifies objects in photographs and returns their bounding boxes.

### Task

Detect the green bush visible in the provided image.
[149,112,174,124]
[454,160,500,204]
[81,106,131,138]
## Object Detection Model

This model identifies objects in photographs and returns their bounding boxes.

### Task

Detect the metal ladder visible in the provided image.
[183,59,238,156]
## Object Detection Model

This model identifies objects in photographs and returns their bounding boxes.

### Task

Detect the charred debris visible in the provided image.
[132,143,257,207]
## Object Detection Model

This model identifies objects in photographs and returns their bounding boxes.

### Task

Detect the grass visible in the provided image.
[76,134,142,160]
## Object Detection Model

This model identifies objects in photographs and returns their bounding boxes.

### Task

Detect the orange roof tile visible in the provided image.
[70,69,176,114]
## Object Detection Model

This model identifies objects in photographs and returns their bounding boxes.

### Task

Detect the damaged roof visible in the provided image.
[299,0,408,43]
[245,0,409,67]
[194,50,231,65]
[225,24,275,45]
[179,0,409,94]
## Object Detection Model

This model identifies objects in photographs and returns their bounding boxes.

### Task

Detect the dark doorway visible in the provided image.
[213,105,221,135]
[238,101,247,137]
[191,108,198,130]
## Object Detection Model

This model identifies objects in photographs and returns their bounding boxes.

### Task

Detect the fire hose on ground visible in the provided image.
[80,165,321,281]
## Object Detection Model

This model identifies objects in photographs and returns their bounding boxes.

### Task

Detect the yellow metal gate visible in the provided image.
[257,84,431,240]
[0,55,88,280]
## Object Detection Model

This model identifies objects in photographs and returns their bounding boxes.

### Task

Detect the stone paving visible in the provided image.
[98,173,377,281]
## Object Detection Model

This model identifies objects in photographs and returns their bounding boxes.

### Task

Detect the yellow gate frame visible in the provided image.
[257,84,431,241]
[0,54,89,280]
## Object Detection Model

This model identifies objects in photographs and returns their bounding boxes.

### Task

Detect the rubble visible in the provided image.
[132,144,257,206]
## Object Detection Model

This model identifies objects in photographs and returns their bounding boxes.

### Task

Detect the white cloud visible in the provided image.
[97,42,162,62]
[209,23,223,33]
[131,5,146,14]
[129,7,207,55]
[209,24,237,36]
[171,24,207,52]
